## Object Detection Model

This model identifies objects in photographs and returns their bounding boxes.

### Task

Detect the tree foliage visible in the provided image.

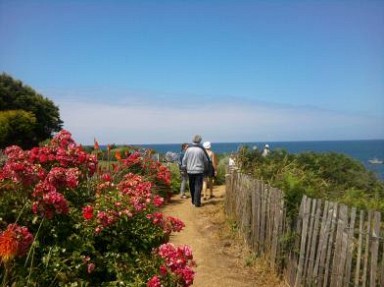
[0,73,63,149]
[0,110,37,148]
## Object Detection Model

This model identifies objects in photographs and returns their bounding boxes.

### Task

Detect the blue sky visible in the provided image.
[1,0,383,145]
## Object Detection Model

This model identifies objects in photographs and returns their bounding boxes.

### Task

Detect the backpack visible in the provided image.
[196,146,215,177]
[178,151,187,174]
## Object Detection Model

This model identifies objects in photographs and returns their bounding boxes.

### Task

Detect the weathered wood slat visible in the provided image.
[380,229,384,287]
[303,198,316,284]
[343,207,356,286]
[323,202,338,287]
[362,211,372,287]
[251,185,257,252]
[265,187,271,253]
[277,191,286,274]
[370,212,380,287]
[255,181,261,253]
[307,199,321,285]
[246,187,252,244]
[224,172,383,287]
[295,196,310,286]
[355,211,364,287]
[331,203,342,287]
[314,200,330,287]
[260,183,267,252]
[270,188,280,268]
[337,205,349,287]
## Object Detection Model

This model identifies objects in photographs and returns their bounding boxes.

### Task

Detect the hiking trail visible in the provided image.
[162,184,284,287]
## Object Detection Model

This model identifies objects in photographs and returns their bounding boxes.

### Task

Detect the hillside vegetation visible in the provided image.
[237,147,384,215]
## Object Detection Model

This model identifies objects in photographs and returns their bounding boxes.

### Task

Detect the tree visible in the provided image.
[0,73,63,149]
[0,110,37,148]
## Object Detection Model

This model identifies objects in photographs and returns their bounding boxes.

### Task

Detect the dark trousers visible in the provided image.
[188,173,204,206]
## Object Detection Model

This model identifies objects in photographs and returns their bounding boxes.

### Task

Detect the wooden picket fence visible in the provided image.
[224,170,384,286]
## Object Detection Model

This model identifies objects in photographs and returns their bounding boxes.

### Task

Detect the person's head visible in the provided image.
[265,144,269,149]
[192,134,202,144]
[203,141,211,150]
[181,143,188,150]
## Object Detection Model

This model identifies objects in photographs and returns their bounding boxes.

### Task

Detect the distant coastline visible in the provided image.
[99,139,384,180]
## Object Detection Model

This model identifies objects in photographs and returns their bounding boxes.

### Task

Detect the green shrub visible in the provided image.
[237,147,384,213]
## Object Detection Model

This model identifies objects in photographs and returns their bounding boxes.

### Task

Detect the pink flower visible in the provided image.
[87,262,95,274]
[43,191,69,214]
[159,265,168,276]
[32,190,69,219]
[153,195,164,207]
[156,165,171,185]
[4,145,25,160]
[147,213,185,235]
[46,167,79,188]
[166,216,185,233]
[121,152,141,167]
[50,129,76,149]
[96,211,116,229]
[155,243,195,286]
[1,151,43,186]
[147,275,162,287]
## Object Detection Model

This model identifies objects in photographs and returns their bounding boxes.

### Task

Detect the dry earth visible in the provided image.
[162,184,285,287]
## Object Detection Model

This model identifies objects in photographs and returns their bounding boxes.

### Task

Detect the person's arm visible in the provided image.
[212,152,218,170]
[211,152,218,176]
[181,151,188,170]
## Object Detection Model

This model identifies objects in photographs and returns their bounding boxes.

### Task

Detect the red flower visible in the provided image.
[101,173,112,182]
[0,228,18,263]
[32,190,69,219]
[0,224,33,263]
[82,205,94,220]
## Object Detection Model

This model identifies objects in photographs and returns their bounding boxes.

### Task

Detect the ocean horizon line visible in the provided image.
[88,139,384,179]
[91,138,384,147]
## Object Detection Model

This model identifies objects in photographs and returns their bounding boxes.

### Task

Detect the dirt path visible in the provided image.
[162,185,284,287]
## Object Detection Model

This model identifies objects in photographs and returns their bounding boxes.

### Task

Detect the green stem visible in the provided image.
[1,262,10,287]
[15,200,29,224]
[24,217,44,267]
[24,217,45,285]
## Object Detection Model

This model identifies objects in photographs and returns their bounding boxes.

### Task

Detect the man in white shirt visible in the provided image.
[181,135,209,207]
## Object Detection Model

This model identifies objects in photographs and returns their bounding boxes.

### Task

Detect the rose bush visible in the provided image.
[0,130,195,286]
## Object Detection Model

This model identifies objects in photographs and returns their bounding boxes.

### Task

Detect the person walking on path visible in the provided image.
[202,141,218,200]
[178,143,189,199]
[182,135,209,207]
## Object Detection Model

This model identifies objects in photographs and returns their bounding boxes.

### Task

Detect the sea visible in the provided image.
[135,139,384,180]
